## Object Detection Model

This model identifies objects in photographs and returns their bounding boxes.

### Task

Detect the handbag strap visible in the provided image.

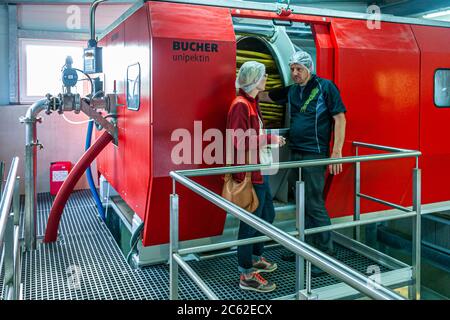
[224,151,252,180]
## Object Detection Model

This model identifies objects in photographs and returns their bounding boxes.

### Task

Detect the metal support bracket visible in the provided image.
[298,290,319,300]
[81,98,117,145]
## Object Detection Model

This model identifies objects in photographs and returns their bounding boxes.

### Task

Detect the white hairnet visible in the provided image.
[235,61,266,93]
[289,51,315,73]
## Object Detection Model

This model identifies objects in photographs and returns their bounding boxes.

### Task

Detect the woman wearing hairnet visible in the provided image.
[226,61,286,293]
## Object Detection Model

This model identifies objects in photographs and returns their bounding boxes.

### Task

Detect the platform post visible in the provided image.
[169,185,180,300]
[295,168,306,299]
[410,167,421,300]
[354,147,361,241]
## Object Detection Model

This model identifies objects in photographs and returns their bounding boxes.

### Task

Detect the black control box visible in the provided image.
[83,46,103,74]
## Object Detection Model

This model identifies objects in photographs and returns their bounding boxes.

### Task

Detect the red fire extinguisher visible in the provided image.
[50,162,72,196]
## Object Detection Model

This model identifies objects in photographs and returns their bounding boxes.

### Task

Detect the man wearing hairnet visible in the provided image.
[260,50,346,275]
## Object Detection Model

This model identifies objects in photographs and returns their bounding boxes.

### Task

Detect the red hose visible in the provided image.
[44,131,113,243]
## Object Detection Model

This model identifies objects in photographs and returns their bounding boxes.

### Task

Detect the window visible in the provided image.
[19,39,88,103]
[435,69,450,108]
[127,63,140,111]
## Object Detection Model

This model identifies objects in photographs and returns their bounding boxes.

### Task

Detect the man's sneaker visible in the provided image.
[281,252,295,262]
[311,265,326,277]
[253,257,277,273]
[280,253,327,277]
[239,272,276,293]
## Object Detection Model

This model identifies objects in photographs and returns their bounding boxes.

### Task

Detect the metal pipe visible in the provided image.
[296,180,305,298]
[306,261,312,295]
[170,194,179,300]
[178,231,297,255]
[305,211,417,235]
[170,172,405,300]
[13,224,21,300]
[352,141,415,153]
[0,157,19,249]
[173,254,219,300]
[354,147,361,240]
[177,151,421,177]
[90,0,108,42]
[357,193,412,213]
[180,208,419,256]
[23,98,48,250]
[411,168,421,300]
[0,161,5,196]
[13,177,20,226]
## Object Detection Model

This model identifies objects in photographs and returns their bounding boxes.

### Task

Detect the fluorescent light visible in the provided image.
[423,9,450,19]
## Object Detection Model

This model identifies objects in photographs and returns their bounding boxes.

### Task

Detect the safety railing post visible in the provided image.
[13,177,20,226]
[169,182,180,300]
[410,166,421,300]
[0,161,5,196]
[295,168,305,299]
[354,147,361,241]
[13,176,21,300]
[3,213,14,299]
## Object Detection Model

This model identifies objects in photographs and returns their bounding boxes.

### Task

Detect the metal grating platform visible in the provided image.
[8,190,393,300]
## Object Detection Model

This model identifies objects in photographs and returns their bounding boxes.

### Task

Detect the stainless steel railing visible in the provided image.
[0,157,22,300]
[169,142,421,300]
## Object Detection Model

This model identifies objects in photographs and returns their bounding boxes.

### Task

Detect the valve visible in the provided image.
[276,0,293,17]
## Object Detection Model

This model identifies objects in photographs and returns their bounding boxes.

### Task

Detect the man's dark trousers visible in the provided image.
[289,151,333,252]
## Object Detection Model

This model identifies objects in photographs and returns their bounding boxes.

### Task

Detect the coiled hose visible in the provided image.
[237,49,284,128]
[85,120,106,221]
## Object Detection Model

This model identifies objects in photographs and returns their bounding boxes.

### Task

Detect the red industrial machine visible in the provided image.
[90,0,450,263]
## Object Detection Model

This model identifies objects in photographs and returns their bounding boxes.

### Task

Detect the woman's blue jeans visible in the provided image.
[237,177,276,274]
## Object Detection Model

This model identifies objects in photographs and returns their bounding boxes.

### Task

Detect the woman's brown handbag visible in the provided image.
[221,172,259,213]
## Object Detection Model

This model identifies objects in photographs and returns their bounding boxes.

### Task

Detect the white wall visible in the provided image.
[0,3,130,194]
[0,105,99,194]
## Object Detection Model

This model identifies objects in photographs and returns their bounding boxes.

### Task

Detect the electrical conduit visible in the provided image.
[85,120,106,221]
[44,131,113,243]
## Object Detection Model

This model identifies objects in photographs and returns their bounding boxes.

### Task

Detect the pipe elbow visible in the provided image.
[25,98,48,121]
[90,0,108,41]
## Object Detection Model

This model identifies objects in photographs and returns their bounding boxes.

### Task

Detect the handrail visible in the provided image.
[176,151,421,177]
[352,141,415,153]
[0,161,5,196]
[0,157,21,300]
[0,157,19,249]
[170,171,405,300]
[169,142,420,300]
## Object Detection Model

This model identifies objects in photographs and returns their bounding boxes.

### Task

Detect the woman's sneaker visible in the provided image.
[252,257,278,273]
[239,272,276,293]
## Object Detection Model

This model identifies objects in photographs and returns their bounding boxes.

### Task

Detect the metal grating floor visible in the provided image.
[8,190,391,300]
